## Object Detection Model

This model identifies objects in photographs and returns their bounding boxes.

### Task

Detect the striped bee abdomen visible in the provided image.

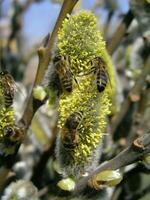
[0,71,15,108]
[61,72,73,92]
[96,67,108,93]
[4,90,14,107]
[54,55,73,93]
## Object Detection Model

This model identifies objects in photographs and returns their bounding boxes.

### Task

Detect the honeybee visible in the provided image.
[84,57,109,92]
[54,55,78,92]
[62,111,83,150]
[0,71,15,108]
[1,125,25,156]
[4,125,25,142]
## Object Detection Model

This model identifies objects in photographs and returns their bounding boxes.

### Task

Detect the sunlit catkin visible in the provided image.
[55,11,115,179]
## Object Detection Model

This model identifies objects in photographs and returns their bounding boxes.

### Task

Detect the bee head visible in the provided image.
[4,126,25,142]
[4,126,14,138]
[53,55,61,64]
[0,71,9,76]
[65,111,83,129]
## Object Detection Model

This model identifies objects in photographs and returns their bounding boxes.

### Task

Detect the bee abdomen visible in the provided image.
[62,78,72,92]
[63,142,77,150]
[4,94,13,107]
[97,70,108,93]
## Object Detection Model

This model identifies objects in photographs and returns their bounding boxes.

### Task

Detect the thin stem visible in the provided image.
[103,11,114,40]
[107,10,134,55]
[20,0,79,128]
[111,56,150,138]
[34,0,79,86]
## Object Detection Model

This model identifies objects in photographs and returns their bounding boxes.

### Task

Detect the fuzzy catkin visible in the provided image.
[55,11,115,178]
[0,75,15,156]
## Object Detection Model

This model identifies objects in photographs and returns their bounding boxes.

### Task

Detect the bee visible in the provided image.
[91,57,109,92]
[62,111,83,150]
[0,125,25,156]
[54,55,79,93]
[4,125,25,142]
[81,57,109,93]
[0,71,15,108]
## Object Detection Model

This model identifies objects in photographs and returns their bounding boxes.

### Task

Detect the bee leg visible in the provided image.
[74,77,80,89]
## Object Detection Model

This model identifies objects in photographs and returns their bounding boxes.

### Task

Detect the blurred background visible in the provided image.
[0,0,129,84]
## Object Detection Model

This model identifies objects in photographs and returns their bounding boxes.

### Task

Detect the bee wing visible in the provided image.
[77,67,95,77]
[7,80,22,98]
[14,82,26,98]
[0,72,25,99]
[105,69,112,90]
[7,80,25,99]
[65,67,80,90]
[73,74,80,89]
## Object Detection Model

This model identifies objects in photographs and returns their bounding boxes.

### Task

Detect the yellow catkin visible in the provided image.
[56,11,115,178]
[0,108,15,138]
[0,80,15,155]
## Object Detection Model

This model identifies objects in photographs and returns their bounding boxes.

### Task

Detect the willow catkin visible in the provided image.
[55,11,115,179]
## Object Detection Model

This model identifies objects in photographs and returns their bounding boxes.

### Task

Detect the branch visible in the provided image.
[20,0,79,129]
[0,168,11,192]
[107,10,134,55]
[73,133,150,194]
[103,11,114,40]
[111,56,150,138]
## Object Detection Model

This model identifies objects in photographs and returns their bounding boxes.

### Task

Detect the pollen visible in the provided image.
[0,107,15,138]
[56,11,115,178]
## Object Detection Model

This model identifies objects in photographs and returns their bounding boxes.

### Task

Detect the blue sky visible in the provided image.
[1,0,129,49]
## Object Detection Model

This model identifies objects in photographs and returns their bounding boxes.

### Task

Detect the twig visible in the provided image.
[20,0,79,129]
[73,133,150,194]
[107,10,134,55]
[38,186,49,198]
[103,11,114,40]
[0,168,10,192]
[111,163,150,200]
[127,86,150,143]
[111,56,150,138]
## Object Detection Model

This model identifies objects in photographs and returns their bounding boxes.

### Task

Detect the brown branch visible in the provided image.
[73,133,150,194]
[103,11,114,40]
[0,168,10,192]
[107,10,134,55]
[20,0,79,129]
